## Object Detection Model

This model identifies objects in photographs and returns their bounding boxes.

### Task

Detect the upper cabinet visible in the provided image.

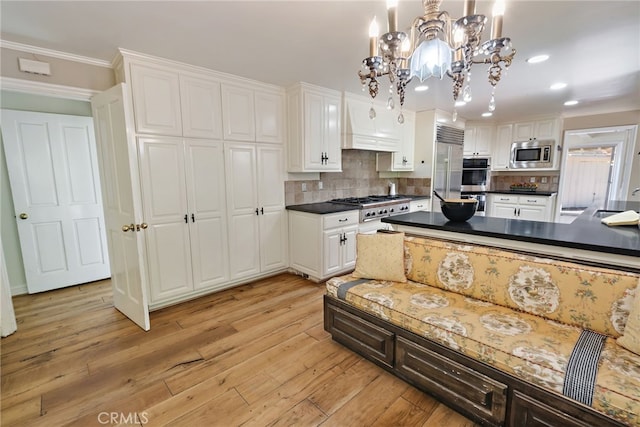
[129,63,183,136]
[342,93,401,152]
[492,124,513,170]
[464,124,493,157]
[179,74,223,140]
[222,85,285,143]
[514,118,559,141]
[119,53,283,143]
[376,109,416,172]
[287,82,342,172]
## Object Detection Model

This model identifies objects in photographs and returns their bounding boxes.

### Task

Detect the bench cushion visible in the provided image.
[404,236,640,338]
[326,275,640,426]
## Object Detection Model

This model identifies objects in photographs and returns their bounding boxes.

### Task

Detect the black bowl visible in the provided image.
[440,200,478,222]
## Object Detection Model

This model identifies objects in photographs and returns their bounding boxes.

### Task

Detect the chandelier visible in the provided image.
[358,0,516,122]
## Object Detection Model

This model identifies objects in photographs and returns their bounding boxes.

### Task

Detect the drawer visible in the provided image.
[493,195,518,204]
[325,305,395,368]
[396,336,507,425]
[509,391,594,427]
[323,211,359,229]
[518,196,549,207]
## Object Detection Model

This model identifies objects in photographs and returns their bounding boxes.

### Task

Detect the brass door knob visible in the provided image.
[19,213,28,220]
[122,224,131,232]
[140,222,148,230]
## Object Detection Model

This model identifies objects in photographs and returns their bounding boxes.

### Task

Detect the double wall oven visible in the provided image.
[461,157,490,215]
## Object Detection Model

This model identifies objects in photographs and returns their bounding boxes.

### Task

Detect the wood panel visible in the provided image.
[1,273,479,426]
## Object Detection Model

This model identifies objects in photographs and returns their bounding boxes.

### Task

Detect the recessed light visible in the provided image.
[550,82,567,90]
[526,54,549,64]
[414,85,429,92]
[564,100,579,106]
[481,112,493,117]
[454,100,467,107]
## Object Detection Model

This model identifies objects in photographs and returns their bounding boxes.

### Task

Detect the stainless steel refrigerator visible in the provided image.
[432,125,464,213]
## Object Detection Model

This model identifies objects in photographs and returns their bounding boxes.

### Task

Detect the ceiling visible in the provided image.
[1,1,639,123]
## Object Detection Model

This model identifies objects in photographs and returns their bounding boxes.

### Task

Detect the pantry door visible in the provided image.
[1,109,110,293]
[91,84,150,331]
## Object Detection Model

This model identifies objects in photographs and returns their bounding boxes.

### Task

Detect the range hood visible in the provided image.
[342,92,401,152]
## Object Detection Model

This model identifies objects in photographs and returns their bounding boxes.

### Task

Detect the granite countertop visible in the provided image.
[286,195,430,215]
[382,200,640,258]
[487,190,558,196]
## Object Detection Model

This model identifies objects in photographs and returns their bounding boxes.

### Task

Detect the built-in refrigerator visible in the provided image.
[432,125,464,213]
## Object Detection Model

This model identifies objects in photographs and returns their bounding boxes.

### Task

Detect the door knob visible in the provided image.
[19,213,28,220]
[122,224,134,232]
[140,223,148,230]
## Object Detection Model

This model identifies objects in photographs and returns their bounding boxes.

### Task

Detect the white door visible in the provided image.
[1,109,110,293]
[225,143,260,279]
[91,84,150,331]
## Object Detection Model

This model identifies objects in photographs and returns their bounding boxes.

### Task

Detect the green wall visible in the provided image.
[0,90,92,295]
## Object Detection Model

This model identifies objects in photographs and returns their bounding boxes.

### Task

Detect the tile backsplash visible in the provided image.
[285,150,431,205]
[490,173,560,192]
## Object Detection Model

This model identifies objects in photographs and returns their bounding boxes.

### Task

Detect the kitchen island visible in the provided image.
[383,201,640,270]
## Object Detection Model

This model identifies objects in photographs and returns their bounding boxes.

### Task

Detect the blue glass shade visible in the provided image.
[409,37,452,81]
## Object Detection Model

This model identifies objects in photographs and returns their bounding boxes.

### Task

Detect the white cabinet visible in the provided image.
[464,125,493,156]
[377,110,416,171]
[179,74,223,139]
[129,63,182,136]
[288,210,358,281]
[410,199,430,212]
[221,84,285,143]
[287,83,342,172]
[138,137,229,304]
[225,144,287,280]
[487,194,556,222]
[514,119,559,141]
[492,124,513,170]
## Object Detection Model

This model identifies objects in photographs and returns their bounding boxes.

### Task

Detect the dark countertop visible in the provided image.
[286,195,430,215]
[487,190,557,196]
[382,200,640,258]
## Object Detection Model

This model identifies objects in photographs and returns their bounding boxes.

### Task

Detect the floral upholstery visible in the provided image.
[404,236,639,337]
[326,235,640,426]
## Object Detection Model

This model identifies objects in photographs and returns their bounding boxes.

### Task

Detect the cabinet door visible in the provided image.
[222,85,255,141]
[324,95,342,170]
[493,124,513,170]
[138,137,193,302]
[492,203,518,219]
[514,122,535,140]
[323,229,343,276]
[255,91,284,144]
[518,205,547,221]
[474,126,493,155]
[180,75,223,139]
[225,144,260,279]
[303,91,325,169]
[185,140,229,289]
[130,63,182,136]
[257,146,287,271]
[463,127,476,156]
[341,226,358,270]
[535,119,557,139]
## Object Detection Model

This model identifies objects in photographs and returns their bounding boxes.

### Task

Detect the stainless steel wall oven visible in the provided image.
[461,157,490,215]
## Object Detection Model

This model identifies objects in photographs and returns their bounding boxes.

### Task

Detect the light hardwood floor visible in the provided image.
[1,273,479,427]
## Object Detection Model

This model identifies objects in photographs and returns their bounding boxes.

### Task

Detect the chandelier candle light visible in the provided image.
[358,0,516,122]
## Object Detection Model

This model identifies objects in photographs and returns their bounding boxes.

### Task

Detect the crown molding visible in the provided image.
[0,40,112,68]
[0,77,98,101]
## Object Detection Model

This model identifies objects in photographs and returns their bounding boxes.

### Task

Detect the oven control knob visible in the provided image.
[383,209,388,214]
[365,212,371,217]
[378,210,383,214]
[390,208,394,212]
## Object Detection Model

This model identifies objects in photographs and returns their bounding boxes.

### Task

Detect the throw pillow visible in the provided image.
[617,284,640,356]
[352,232,407,282]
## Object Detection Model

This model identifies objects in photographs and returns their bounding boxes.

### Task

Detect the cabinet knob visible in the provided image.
[122,224,134,232]
[19,213,28,220]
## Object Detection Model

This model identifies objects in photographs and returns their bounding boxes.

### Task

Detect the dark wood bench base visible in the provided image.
[324,295,627,427]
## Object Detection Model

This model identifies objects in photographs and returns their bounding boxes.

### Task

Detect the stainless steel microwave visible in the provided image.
[510,140,554,168]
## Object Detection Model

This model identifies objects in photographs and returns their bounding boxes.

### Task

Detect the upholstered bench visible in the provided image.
[324,233,640,426]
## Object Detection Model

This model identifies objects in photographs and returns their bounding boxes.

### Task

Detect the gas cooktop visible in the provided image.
[329,195,412,222]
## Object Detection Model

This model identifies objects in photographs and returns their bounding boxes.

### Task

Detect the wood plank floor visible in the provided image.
[1,273,479,427]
